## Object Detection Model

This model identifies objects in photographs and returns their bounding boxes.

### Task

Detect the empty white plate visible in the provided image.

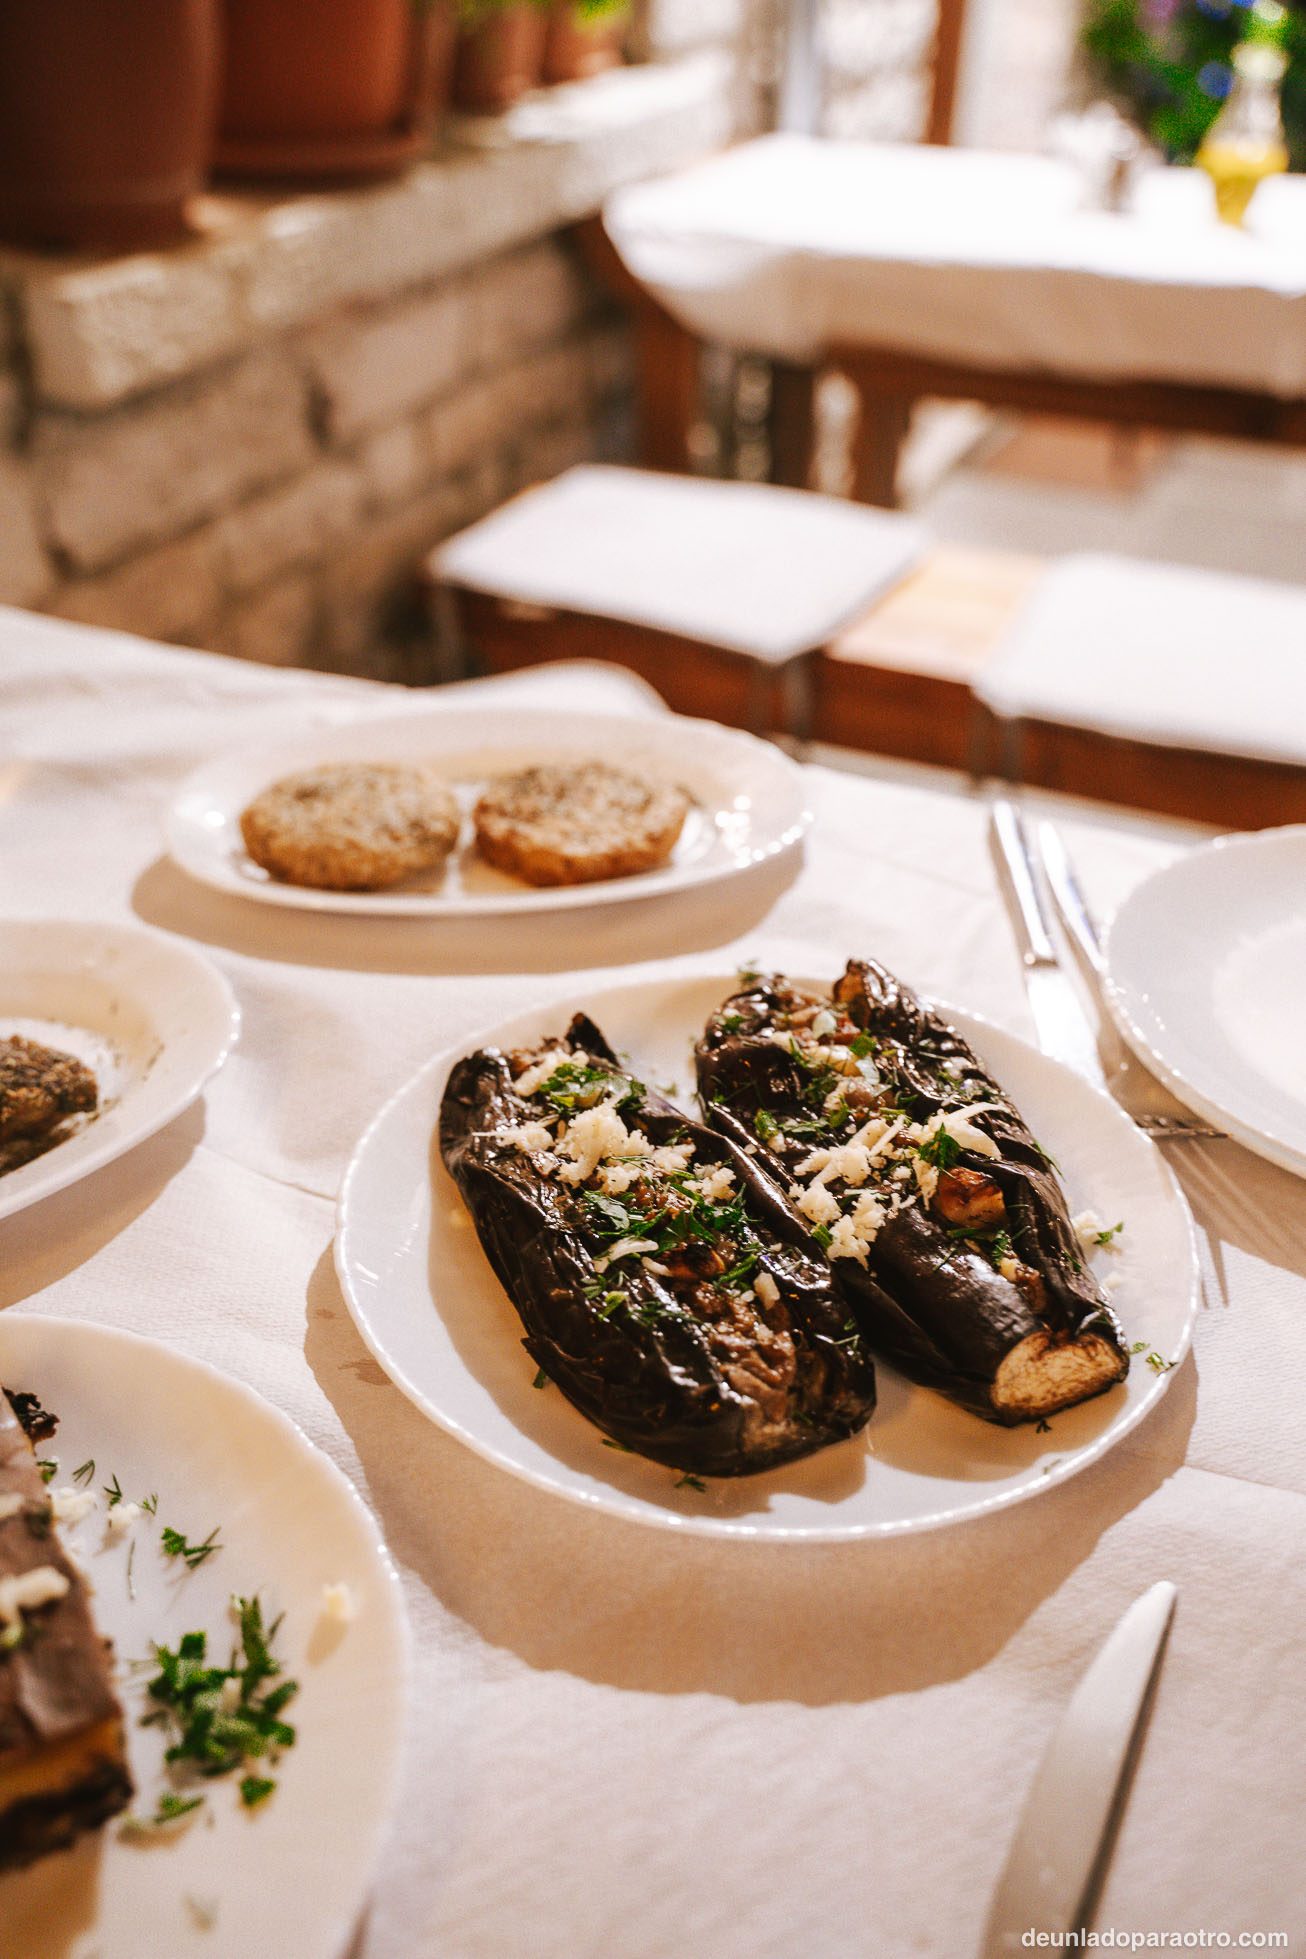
[0,920,239,1220]
[1107,827,1306,1178]
[335,972,1198,1542]
[0,1315,409,1959]
[165,705,811,917]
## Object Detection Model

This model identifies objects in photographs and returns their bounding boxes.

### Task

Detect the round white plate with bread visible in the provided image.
[165,706,811,917]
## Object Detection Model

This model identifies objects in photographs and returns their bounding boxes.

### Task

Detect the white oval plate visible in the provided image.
[1107,827,1306,1179]
[0,1315,409,1959]
[0,920,240,1221]
[335,973,1198,1542]
[166,705,812,917]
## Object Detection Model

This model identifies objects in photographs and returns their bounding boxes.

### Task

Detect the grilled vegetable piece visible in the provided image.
[695,960,1129,1425]
[439,1013,876,1475]
[0,1389,133,1870]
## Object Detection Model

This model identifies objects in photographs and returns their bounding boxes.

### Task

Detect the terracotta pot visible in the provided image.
[541,3,625,84]
[217,0,456,181]
[0,0,220,251]
[453,6,547,115]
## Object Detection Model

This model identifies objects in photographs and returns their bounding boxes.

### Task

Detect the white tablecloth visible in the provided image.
[3,605,1303,1956]
[605,134,1306,392]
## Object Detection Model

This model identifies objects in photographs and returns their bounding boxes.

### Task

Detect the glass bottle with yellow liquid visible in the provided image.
[1197,27,1289,227]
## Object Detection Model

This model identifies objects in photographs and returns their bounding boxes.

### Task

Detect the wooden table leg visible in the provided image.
[850,390,913,507]
[633,305,703,475]
[768,360,817,489]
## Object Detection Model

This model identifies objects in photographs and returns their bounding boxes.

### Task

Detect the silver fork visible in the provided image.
[1035,822,1226,1142]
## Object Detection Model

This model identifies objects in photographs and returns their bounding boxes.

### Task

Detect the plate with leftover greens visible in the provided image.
[335,964,1198,1541]
[0,1316,408,1959]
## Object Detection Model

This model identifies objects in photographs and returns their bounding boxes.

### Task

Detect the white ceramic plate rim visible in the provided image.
[0,920,240,1221]
[335,975,1198,1543]
[164,705,813,918]
[0,1313,410,1959]
[1105,826,1306,1178]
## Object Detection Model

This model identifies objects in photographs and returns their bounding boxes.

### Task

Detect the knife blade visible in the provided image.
[979,1581,1178,1957]
[989,800,1103,1085]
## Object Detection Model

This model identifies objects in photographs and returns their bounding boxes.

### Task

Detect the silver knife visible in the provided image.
[979,1581,1177,1956]
[989,800,1103,1085]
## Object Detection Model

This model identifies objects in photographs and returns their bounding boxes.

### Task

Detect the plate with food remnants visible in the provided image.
[0,1314,408,1959]
[335,962,1198,1541]
[0,921,239,1222]
[165,705,811,916]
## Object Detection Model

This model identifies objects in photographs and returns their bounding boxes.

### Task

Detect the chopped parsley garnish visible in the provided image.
[530,1368,549,1390]
[71,1458,95,1488]
[536,1062,642,1116]
[1094,1221,1125,1248]
[720,1246,760,1288]
[156,1791,205,1823]
[104,1473,123,1508]
[987,1229,1014,1271]
[810,1223,833,1251]
[161,1523,222,1569]
[1035,1417,1053,1434]
[36,1459,57,1485]
[141,1492,158,1515]
[720,1012,743,1034]
[581,1191,635,1237]
[144,1596,297,1802]
[848,1032,878,1060]
[240,1775,277,1809]
[917,1128,962,1172]
[675,1473,707,1492]
[753,1108,779,1141]
[1129,1341,1175,1374]
[601,1437,633,1453]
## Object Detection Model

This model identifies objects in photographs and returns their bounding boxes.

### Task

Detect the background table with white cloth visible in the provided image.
[600,136,1306,503]
[4,606,1303,1955]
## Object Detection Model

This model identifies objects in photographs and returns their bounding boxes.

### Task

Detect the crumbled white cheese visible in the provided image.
[596,1160,639,1196]
[496,1120,555,1154]
[50,1486,97,1526]
[912,1102,1005,1163]
[555,1102,651,1185]
[828,1192,889,1264]
[796,1181,841,1227]
[321,1581,357,1624]
[105,1501,142,1540]
[913,1158,939,1203]
[0,1565,69,1630]
[0,1494,24,1523]
[595,1236,659,1271]
[1072,1209,1118,1256]
[650,1142,695,1175]
[693,1163,735,1200]
[754,1271,780,1307]
[511,1048,577,1098]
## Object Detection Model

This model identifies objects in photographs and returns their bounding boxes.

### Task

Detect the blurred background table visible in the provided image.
[601,136,1306,503]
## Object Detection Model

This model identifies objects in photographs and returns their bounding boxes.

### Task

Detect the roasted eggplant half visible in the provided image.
[694,959,1129,1425]
[439,1014,877,1475]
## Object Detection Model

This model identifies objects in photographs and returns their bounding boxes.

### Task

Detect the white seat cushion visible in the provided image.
[976,553,1306,768]
[430,465,924,664]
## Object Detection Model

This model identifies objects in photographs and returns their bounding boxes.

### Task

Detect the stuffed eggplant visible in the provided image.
[439,1014,876,1475]
[694,959,1129,1425]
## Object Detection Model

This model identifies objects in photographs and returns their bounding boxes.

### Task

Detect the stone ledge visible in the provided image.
[2,55,731,415]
